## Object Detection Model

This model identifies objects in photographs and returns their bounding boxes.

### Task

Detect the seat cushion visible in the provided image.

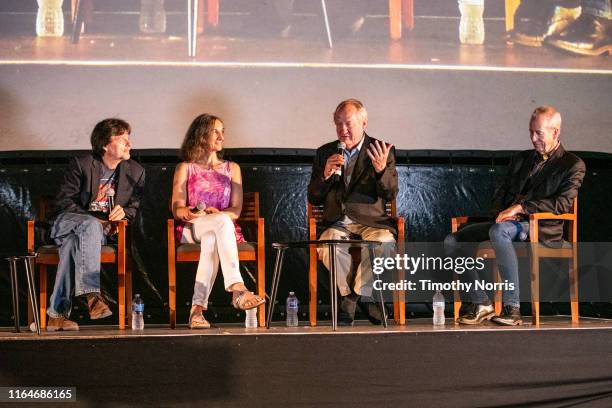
[37,244,117,255]
[176,242,256,253]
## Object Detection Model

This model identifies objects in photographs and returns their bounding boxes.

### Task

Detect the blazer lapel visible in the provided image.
[346,134,371,193]
[516,150,537,194]
[90,157,102,204]
[116,160,130,204]
[527,144,566,193]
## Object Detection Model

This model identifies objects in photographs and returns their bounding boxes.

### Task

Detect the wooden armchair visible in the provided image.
[451,197,579,325]
[27,196,129,329]
[167,191,265,328]
[308,200,406,326]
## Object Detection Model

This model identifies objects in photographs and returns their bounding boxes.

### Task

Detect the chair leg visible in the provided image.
[494,265,502,316]
[117,271,126,330]
[453,272,461,322]
[39,264,47,329]
[257,256,266,328]
[402,0,414,31]
[505,0,521,32]
[168,259,177,329]
[309,248,318,326]
[207,0,219,26]
[396,266,406,325]
[389,0,402,40]
[569,252,579,324]
[126,255,133,328]
[531,252,540,326]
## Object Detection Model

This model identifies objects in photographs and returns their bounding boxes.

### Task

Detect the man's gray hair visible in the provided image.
[531,106,562,130]
[333,99,368,123]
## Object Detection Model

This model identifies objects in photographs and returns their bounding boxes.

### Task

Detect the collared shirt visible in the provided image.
[342,135,365,185]
[338,135,365,226]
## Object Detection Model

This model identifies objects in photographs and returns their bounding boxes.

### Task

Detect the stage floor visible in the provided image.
[3,316,612,407]
[3,316,612,341]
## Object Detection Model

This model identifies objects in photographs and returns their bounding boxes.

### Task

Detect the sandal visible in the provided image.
[232,291,266,311]
[188,305,211,329]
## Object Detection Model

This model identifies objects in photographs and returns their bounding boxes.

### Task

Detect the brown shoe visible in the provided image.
[46,316,79,331]
[87,294,113,320]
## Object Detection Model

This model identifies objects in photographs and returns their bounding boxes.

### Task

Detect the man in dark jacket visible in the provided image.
[46,118,145,331]
[445,106,585,326]
[308,99,398,325]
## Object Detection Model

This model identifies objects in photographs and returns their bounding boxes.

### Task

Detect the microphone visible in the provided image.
[190,202,206,214]
[332,141,346,183]
[106,189,115,215]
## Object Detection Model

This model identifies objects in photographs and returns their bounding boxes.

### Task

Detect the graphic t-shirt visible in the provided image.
[89,166,118,214]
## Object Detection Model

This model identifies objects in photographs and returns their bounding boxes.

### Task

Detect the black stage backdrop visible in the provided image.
[1,149,611,326]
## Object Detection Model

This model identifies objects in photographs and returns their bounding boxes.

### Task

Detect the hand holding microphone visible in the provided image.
[106,189,125,221]
[190,202,206,214]
[324,141,346,181]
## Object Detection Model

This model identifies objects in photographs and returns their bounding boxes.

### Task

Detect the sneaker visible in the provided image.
[87,294,113,320]
[457,303,495,325]
[46,316,79,331]
[491,305,523,326]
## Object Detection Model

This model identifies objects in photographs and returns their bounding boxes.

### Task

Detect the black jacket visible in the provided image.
[492,144,585,244]
[53,153,145,223]
[308,134,398,234]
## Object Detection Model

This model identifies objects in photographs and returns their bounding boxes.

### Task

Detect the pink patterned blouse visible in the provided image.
[175,161,245,243]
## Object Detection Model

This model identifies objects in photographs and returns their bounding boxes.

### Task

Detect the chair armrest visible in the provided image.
[529,212,575,221]
[529,211,575,243]
[451,216,489,233]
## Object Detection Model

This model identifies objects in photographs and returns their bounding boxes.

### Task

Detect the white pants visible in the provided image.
[317,223,395,298]
[181,213,243,308]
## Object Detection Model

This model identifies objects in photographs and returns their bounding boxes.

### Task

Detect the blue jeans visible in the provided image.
[583,0,612,18]
[444,221,529,308]
[47,212,106,318]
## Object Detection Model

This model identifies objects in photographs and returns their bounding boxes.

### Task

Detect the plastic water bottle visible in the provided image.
[131,294,144,330]
[286,292,299,327]
[36,0,64,37]
[245,308,258,328]
[458,0,485,45]
[139,0,167,33]
[433,290,445,326]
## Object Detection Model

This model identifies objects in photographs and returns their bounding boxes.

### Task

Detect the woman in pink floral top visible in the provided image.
[172,114,265,329]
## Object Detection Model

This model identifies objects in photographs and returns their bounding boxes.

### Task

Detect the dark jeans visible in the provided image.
[444,221,529,308]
